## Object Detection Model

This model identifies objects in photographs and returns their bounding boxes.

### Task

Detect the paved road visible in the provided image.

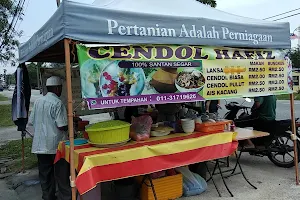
[0,90,41,144]
[5,155,300,200]
[1,90,41,103]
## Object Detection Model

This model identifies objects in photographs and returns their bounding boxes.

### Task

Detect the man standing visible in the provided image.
[251,95,277,146]
[205,100,221,113]
[29,76,71,200]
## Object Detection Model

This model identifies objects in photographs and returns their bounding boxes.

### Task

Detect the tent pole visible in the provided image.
[290,93,299,185]
[36,65,40,90]
[64,38,77,199]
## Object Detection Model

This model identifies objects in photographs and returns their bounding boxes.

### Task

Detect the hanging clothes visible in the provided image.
[12,63,31,131]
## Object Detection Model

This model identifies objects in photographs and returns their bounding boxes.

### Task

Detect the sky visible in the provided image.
[2,0,300,74]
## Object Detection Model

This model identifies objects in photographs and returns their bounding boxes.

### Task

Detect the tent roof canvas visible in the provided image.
[18,0,291,63]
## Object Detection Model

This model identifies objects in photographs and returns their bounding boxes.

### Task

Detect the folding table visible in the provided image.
[207,128,270,197]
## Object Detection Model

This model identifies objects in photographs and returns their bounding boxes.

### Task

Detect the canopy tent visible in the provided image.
[18,1,298,199]
[18,0,291,63]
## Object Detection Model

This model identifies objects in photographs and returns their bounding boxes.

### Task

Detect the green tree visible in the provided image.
[290,46,300,68]
[196,0,217,7]
[0,0,24,65]
[27,62,44,88]
[6,73,15,85]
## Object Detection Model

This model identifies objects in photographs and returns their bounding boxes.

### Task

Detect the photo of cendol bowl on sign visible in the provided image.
[99,61,146,97]
[175,69,205,93]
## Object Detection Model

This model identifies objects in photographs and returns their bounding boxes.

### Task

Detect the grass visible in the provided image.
[0,94,8,101]
[0,105,15,127]
[276,94,300,100]
[0,138,37,173]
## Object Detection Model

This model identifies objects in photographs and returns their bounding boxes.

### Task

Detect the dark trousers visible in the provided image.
[37,154,71,200]
[189,162,207,180]
[252,119,276,146]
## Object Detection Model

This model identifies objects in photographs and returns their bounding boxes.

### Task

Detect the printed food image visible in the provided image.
[224,67,230,74]
[149,68,178,93]
[240,67,246,72]
[285,56,293,91]
[288,76,293,90]
[175,69,205,93]
[224,66,246,74]
[99,62,145,97]
[80,59,113,98]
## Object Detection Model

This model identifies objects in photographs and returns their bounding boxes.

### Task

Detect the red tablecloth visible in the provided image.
[55,131,238,194]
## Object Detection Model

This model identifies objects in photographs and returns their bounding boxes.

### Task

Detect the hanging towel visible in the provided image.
[12,63,31,131]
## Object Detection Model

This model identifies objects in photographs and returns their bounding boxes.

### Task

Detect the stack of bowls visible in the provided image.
[181,119,195,133]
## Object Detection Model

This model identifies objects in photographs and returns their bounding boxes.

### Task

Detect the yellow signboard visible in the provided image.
[77,45,292,109]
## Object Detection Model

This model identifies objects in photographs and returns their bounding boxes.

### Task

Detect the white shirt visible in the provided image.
[29,92,68,154]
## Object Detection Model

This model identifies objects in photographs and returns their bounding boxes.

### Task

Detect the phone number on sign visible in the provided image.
[156,94,198,102]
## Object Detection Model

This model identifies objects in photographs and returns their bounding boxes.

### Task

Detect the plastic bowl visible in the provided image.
[65,138,88,146]
[181,119,195,133]
[86,120,131,144]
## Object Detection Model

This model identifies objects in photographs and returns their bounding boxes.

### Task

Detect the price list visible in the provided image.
[204,60,288,99]
[247,61,286,94]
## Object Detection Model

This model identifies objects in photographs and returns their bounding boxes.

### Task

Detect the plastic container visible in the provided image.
[136,174,183,200]
[181,119,195,133]
[195,120,231,133]
[85,120,130,144]
[65,138,88,146]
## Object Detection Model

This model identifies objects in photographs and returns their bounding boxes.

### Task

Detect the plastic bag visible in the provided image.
[175,166,207,197]
[130,115,152,141]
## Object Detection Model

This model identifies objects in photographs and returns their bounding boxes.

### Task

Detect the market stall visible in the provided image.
[55,131,237,194]
[18,0,298,199]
